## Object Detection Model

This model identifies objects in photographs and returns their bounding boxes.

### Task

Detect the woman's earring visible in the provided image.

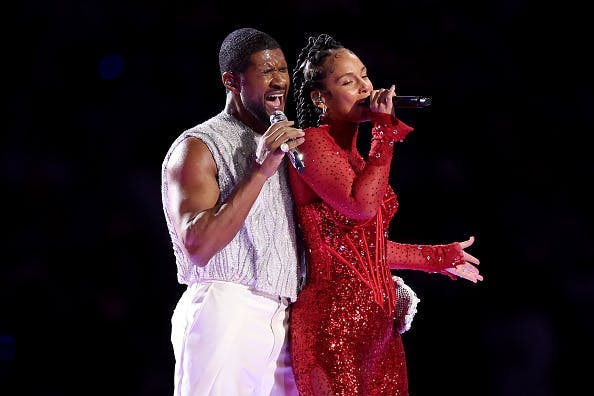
[317,104,327,126]
[314,94,327,126]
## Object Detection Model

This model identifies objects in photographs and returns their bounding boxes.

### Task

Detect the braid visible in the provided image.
[293,34,344,129]
[292,46,313,129]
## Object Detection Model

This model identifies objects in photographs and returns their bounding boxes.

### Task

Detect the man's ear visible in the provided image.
[222,71,236,90]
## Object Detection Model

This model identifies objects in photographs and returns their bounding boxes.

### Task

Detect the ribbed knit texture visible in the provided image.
[161,111,301,300]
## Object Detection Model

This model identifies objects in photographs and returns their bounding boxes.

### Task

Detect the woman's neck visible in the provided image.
[327,120,359,151]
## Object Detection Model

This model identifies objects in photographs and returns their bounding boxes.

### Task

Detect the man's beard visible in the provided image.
[243,99,270,126]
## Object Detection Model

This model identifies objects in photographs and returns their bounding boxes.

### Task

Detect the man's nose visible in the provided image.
[270,73,288,88]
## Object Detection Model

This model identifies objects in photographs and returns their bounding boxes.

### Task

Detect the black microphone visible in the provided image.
[393,96,432,108]
[269,110,305,174]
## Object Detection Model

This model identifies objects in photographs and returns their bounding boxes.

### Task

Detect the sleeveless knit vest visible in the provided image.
[161,111,302,300]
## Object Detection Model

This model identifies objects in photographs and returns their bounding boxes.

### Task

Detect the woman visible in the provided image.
[287,33,482,395]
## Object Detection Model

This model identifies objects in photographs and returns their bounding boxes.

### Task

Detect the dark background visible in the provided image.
[3,1,593,395]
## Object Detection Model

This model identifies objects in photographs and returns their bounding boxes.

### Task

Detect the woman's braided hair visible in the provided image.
[292,34,344,129]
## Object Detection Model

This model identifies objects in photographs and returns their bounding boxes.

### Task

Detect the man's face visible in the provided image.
[239,48,290,125]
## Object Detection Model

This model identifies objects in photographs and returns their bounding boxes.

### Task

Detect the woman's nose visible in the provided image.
[359,80,371,93]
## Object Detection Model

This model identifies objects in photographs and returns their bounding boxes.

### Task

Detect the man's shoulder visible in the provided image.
[162,112,222,164]
[184,110,227,135]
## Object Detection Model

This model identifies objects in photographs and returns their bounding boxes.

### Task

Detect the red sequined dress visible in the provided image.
[288,113,465,395]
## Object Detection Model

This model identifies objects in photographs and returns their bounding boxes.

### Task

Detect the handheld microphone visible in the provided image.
[393,96,432,108]
[269,110,305,174]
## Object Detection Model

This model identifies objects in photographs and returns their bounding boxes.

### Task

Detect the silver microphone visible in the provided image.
[269,110,305,174]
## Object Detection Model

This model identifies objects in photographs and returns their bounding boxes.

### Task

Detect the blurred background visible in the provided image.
[2,1,593,395]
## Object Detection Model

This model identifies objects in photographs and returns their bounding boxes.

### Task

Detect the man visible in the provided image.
[161,28,305,396]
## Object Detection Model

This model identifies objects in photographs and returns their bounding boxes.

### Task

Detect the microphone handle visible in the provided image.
[393,96,432,108]
[288,150,305,174]
[270,110,305,174]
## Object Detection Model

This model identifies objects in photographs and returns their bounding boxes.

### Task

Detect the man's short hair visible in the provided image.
[218,28,282,75]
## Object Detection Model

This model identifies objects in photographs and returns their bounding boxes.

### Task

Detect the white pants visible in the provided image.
[171,281,298,396]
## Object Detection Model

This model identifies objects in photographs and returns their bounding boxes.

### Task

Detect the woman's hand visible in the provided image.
[444,236,483,283]
[369,84,396,115]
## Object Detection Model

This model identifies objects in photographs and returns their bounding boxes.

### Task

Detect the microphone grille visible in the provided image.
[269,110,287,124]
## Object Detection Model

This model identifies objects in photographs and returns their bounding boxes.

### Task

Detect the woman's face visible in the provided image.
[319,49,374,124]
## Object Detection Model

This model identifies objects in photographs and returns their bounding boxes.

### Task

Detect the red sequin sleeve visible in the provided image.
[368,113,413,166]
[295,114,413,220]
[386,240,465,278]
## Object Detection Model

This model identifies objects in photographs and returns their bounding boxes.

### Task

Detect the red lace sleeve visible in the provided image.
[386,240,465,278]
[294,116,412,220]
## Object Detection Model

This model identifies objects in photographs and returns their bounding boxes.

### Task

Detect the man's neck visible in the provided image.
[224,95,266,134]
